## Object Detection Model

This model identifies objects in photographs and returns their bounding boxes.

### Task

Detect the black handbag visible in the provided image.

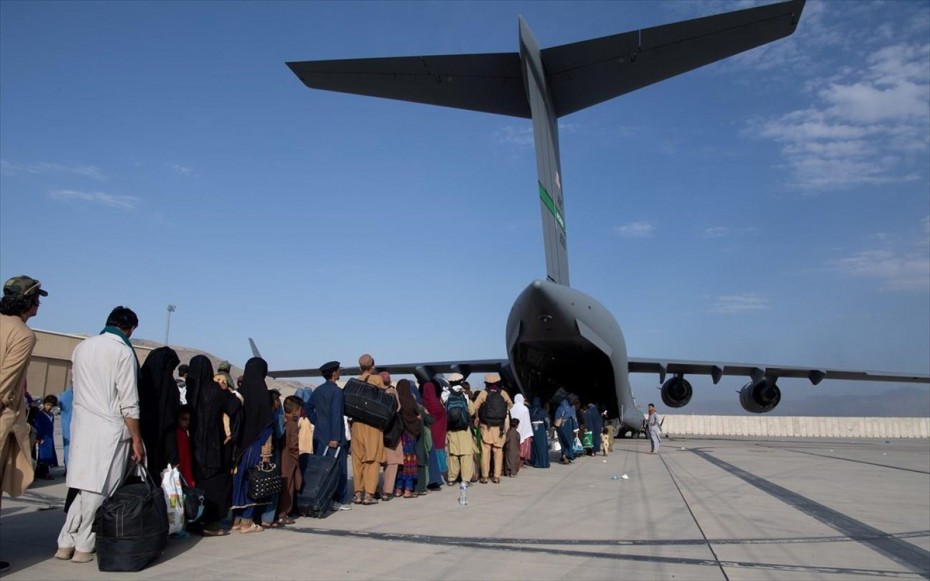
[247,462,282,500]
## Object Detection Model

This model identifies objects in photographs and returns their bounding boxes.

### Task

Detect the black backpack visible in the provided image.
[445,392,469,431]
[479,388,507,427]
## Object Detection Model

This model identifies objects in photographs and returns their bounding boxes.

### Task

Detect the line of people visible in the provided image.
[305,354,566,512]
[304,354,616,512]
[0,276,617,572]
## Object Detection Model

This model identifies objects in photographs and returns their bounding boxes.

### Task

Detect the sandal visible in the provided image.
[479,478,488,484]
[352,493,364,505]
[403,492,415,498]
[492,478,501,484]
[239,523,264,534]
[261,521,283,529]
[361,496,379,505]
[416,490,428,496]
[276,516,295,525]
[393,489,403,497]
[201,529,229,537]
[381,493,394,502]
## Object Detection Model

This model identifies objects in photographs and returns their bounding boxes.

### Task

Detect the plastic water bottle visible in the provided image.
[611,473,620,480]
[459,482,468,506]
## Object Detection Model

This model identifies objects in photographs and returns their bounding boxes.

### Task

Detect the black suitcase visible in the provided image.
[302,447,341,518]
[343,377,396,430]
[93,462,168,572]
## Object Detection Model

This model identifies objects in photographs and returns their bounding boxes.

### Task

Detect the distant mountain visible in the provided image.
[130,338,308,396]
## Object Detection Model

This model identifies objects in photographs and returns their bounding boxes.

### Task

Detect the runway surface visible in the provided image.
[2,435,928,580]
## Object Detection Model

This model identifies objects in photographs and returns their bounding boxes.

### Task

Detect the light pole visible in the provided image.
[165,304,176,345]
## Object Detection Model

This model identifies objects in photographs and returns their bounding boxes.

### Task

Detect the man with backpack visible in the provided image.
[443,373,475,486]
[472,373,512,484]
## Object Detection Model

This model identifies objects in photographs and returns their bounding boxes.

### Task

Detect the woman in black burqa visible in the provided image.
[138,346,181,479]
[187,355,241,536]
[229,357,274,534]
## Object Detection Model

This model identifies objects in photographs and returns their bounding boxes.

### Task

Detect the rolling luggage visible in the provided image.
[93,462,168,572]
[343,377,396,430]
[302,446,341,518]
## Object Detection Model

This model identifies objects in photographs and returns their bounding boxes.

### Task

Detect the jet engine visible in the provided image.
[660,376,693,408]
[739,379,781,413]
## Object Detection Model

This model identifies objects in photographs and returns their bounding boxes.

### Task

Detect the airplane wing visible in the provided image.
[269,355,929,386]
[627,357,930,386]
[266,358,508,382]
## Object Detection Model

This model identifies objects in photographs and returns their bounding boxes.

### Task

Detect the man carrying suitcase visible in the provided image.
[350,354,385,505]
[307,361,351,512]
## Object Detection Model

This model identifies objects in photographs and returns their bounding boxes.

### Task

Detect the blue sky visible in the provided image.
[2,0,928,414]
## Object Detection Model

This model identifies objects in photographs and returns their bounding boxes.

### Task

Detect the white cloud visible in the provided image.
[701,226,756,239]
[614,221,656,238]
[1,159,107,180]
[170,164,195,176]
[829,217,930,291]
[49,189,139,210]
[747,2,930,192]
[709,293,770,314]
[494,125,534,147]
[702,226,730,239]
[832,249,929,291]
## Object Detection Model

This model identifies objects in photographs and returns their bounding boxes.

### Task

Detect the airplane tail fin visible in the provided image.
[287,0,805,287]
[248,337,263,359]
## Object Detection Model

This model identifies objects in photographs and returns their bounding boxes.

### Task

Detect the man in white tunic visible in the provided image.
[56,306,143,564]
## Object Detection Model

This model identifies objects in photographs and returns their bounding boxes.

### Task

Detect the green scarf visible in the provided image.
[101,325,140,372]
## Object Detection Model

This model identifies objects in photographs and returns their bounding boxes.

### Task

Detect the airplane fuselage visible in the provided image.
[507,280,644,431]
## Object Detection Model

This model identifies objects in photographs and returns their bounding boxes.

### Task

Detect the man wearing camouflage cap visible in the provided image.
[0,277,47,530]
[217,360,235,392]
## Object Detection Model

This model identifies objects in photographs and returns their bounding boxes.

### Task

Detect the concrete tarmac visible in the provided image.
[2,436,928,580]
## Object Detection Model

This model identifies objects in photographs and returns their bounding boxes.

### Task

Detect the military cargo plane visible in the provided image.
[272,0,929,435]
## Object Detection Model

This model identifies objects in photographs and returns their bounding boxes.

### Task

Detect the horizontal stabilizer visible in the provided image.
[288,0,804,120]
[287,54,530,118]
[543,0,806,116]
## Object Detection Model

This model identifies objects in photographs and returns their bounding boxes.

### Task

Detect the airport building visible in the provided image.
[25,329,154,399]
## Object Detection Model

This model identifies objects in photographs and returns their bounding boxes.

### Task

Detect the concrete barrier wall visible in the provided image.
[662,415,930,438]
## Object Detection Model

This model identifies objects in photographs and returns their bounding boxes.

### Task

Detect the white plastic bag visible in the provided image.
[160,464,185,535]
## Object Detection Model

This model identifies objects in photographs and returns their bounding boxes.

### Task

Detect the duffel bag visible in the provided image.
[93,461,168,572]
[343,377,396,430]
